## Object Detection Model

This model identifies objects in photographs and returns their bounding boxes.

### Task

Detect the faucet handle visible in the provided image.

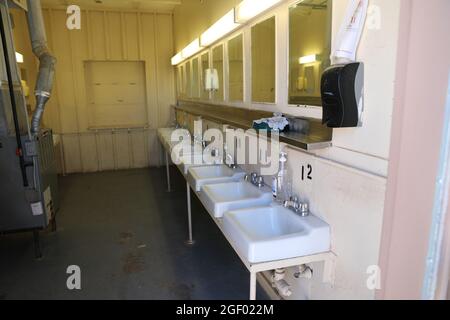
[299,202,309,216]
[210,147,219,157]
[256,176,265,188]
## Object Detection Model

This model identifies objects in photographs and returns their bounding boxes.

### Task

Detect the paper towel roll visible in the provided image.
[331,0,369,64]
[205,68,219,91]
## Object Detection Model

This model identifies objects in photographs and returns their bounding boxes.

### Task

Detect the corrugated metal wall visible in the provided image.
[40,8,175,173]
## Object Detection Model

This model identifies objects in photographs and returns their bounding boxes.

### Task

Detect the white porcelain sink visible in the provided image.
[158,128,191,153]
[157,128,173,150]
[187,165,246,192]
[157,131,211,175]
[179,159,210,175]
[198,182,272,218]
[172,147,209,175]
[222,204,330,263]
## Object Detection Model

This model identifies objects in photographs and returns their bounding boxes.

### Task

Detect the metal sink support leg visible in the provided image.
[250,272,257,300]
[185,182,195,246]
[165,151,171,192]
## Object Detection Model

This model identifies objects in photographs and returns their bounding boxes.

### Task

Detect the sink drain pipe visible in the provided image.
[295,264,313,279]
[270,265,314,298]
[271,269,292,297]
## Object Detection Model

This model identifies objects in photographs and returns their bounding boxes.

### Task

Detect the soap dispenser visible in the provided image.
[272,151,292,203]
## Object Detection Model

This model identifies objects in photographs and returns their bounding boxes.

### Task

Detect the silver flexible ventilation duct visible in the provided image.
[26,0,56,134]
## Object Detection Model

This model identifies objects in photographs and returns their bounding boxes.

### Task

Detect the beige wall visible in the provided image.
[40,8,175,173]
[173,0,239,52]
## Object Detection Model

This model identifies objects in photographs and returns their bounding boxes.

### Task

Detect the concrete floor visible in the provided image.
[0,167,269,300]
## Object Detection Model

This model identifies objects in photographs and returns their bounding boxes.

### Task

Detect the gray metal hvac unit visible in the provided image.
[0,0,57,258]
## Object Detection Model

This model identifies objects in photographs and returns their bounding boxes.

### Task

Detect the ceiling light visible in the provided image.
[181,38,202,59]
[235,0,282,24]
[171,52,183,66]
[299,54,318,64]
[200,10,240,47]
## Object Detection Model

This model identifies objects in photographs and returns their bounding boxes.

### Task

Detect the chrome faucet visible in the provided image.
[205,146,221,165]
[245,172,265,188]
[225,153,237,169]
[283,196,309,217]
[210,147,220,158]
[193,133,203,145]
[223,144,237,169]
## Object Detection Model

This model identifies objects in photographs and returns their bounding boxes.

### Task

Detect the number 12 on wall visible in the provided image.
[301,164,313,181]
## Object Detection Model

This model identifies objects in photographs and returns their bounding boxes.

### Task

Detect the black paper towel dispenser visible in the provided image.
[321,62,364,128]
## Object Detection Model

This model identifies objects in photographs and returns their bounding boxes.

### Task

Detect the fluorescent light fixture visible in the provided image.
[200,10,240,47]
[182,38,202,59]
[15,52,24,63]
[171,52,183,66]
[235,0,282,24]
[299,54,318,64]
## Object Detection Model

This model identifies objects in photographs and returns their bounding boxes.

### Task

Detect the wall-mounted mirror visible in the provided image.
[228,34,244,102]
[176,65,182,98]
[200,52,210,100]
[212,45,224,101]
[185,61,191,98]
[251,16,276,103]
[192,58,200,98]
[289,0,332,106]
[179,64,185,98]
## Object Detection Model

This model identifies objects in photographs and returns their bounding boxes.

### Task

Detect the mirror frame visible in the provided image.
[287,0,333,107]
[191,57,200,99]
[250,15,277,104]
[200,51,211,100]
[212,43,225,102]
[227,33,244,103]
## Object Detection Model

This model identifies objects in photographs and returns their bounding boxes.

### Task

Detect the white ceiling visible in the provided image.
[41,0,181,11]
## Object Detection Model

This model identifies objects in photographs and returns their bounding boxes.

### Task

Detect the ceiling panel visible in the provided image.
[41,0,181,12]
